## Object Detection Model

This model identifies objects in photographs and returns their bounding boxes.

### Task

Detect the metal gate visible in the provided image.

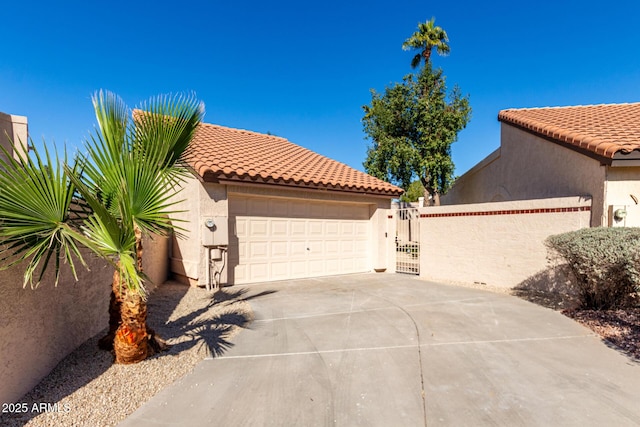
[395,208,420,274]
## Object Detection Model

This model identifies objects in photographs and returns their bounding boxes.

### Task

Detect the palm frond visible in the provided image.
[133,92,204,170]
[0,140,88,287]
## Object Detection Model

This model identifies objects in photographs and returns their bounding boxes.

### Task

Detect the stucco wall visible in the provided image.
[169,173,204,284]
[418,197,592,288]
[0,234,169,405]
[0,252,111,405]
[443,125,606,226]
[0,112,28,161]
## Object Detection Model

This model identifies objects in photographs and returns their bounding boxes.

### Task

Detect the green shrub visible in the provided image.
[545,227,640,310]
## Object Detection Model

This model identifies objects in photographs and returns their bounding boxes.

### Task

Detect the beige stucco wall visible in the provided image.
[169,174,229,286]
[0,112,28,161]
[0,252,111,406]
[443,124,606,226]
[0,234,169,404]
[418,197,592,288]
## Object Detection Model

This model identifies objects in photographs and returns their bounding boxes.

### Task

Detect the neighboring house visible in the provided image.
[442,103,640,226]
[172,123,403,287]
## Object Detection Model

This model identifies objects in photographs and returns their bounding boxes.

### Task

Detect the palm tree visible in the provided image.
[0,90,204,364]
[402,17,450,68]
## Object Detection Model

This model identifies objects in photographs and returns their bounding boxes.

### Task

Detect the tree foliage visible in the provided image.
[363,64,471,203]
[402,17,450,68]
[399,180,425,203]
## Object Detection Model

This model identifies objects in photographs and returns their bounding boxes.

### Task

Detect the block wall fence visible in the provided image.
[386,196,592,288]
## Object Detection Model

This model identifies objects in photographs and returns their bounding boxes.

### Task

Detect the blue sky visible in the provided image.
[2,1,640,178]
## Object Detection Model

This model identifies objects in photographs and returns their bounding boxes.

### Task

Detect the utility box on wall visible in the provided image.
[609,205,640,228]
[202,216,229,246]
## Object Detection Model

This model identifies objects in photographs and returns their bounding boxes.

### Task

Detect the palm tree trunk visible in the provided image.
[422,48,432,64]
[114,280,149,364]
[110,228,167,363]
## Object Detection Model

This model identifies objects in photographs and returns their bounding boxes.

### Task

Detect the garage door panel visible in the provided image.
[249,220,268,237]
[248,241,268,258]
[308,259,325,275]
[354,240,368,253]
[271,241,288,257]
[325,258,340,274]
[291,240,307,255]
[270,262,289,279]
[325,240,340,254]
[271,220,288,236]
[354,257,368,271]
[307,240,323,254]
[356,222,369,236]
[308,221,323,236]
[291,260,307,276]
[340,222,355,236]
[340,240,354,254]
[325,221,339,235]
[229,195,371,284]
[234,265,247,282]
[290,220,306,236]
[249,263,269,282]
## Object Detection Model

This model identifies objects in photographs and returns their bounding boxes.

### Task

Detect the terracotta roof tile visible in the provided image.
[186,122,403,196]
[498,103,640,159]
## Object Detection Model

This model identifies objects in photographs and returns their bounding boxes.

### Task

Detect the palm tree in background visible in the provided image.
[402,17,450,68]
[0,90,204,364]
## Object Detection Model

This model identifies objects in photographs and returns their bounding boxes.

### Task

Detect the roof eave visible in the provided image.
[611,150,640,167]
[201,172,402,197]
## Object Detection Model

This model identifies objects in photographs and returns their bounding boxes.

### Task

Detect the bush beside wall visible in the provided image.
[546,227,640,310]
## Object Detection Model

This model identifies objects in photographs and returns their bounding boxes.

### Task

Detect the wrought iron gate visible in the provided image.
[395,208,420,274]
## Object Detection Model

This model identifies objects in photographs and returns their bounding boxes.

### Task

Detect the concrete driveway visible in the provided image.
[121,274,640,426]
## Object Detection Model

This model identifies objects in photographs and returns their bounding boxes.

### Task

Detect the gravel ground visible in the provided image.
[563,308,640,362]
[0,281,252,427]
[511,285,640,363]
[443,279,640,363]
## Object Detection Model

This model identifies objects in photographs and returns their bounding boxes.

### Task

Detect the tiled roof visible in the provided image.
[186,122,403,196]
[498,103,640,159]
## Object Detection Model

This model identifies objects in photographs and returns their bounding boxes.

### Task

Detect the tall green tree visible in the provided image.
[363,64,471,205]
[402,17,450,68]
[0,90,204,364]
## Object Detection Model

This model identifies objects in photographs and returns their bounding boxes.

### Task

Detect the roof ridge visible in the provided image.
[200,122,289,142]
[500,102,640,113]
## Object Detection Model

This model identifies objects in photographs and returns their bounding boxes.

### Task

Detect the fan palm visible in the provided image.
[0,90,204,364]
[402,17,450,68]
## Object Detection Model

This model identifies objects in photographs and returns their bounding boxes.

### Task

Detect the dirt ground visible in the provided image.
[510,287,640,363]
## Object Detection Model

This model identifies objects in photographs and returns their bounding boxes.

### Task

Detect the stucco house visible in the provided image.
[442,102,640,227]
[171,123,403,287]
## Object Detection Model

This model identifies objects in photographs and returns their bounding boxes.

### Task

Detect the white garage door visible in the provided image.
[229,195,371,284]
